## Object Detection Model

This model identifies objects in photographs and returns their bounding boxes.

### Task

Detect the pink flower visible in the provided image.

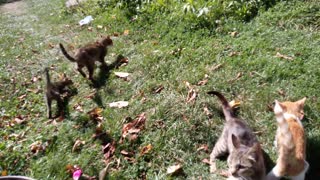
[73,169,82,180]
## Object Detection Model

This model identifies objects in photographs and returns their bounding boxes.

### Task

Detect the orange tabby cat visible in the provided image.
[267,98,309,180]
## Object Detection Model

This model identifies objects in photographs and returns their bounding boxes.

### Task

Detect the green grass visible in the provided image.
[1,0,320,179]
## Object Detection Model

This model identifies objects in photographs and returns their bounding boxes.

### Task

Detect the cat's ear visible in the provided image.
[297,97,306,107]
[274,100,285,113]
[231,134,240,149]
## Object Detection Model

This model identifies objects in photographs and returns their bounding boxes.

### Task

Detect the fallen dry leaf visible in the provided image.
[14,116,27,124]
[87,107,103,122]
[73,103,84,112]
[114,72,130,78]
[103,141,116,165]
[197,144,209,152]
[201,158,211,165]
[229,100,241,109]
[275,52,294,60]
[203,105,213,118]
[1,170,8,176]
[230,31,238,37]
[109,101,129,108]
[140,144,152,156]
[228,51,241,57]
[72,139,86,152]
[185,81,197,103]
[167,164,182,175]
[208,63,223,71]
[27,88,41,94]
[153,85,164,94]
[97,25,103,29]
[123,29,129,36]
[18,94,27,100]
[121,113,146,143]
[228,72,243,83]
[197,74,209,86]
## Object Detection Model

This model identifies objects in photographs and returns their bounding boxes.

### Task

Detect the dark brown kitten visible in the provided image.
[59,36,113,81]
[44,67,73,119]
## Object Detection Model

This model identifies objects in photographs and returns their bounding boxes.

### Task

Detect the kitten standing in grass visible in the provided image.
[208,91,265,180]
[44,67,73,119]
[267,98,309,180]
[59,36,113,81]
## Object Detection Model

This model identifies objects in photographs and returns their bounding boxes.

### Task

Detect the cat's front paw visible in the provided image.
[210,163,217,173]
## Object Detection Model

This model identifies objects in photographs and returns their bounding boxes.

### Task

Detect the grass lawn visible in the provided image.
[1,0,320,179]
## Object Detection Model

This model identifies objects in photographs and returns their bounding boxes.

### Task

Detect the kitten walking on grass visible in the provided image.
[267,98,309,180]
[208,91,265,180]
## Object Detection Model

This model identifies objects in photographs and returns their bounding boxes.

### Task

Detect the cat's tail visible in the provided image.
[207,91,235,121]
[44,67,51,85]
[59,43,76,62]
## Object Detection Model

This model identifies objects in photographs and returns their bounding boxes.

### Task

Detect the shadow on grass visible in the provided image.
[306,137,320,180]
[0,0,20,5]
[91,54,127,89]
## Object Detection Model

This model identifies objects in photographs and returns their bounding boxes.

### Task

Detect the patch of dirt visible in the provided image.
[0,0,27,15]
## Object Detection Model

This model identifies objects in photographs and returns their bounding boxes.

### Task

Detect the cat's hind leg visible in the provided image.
[210,137,228,173]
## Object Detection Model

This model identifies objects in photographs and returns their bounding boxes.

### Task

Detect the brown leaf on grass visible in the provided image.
[228,72,243,83]
[229,100,241,109]
[1,170,8,176]
[197,74,209,86]
[73,103,84,112]
[113,32,120,37]
[18,94,27,100]
[48,43,55,49]
[197,144,209,153]
[208,63,223,72]
[140,144,152,156]
[275,52,294,60]
[185,81,198,103]
[14,116,27,124]
[201,158,211,165]
[121,113,146,143]
[153,85,164,94]
[123,29,129,36]
[277,89,286,97]
[87,107,103,122]
[103,141,116,165]
[31,76,41,82]
[114,72,130,78]
[228,51,241,57]
[167,164,183,175]
[72,139,86,152]
[230,31,239,37]
[203,105,213,118]
[29,141,47,155]
[109,101,129,108]
[27,88,41,94]
[120,150,131,156]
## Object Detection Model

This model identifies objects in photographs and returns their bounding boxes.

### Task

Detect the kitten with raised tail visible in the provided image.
[44,67,73,119]
[59,36,113,81]
[267,98,309,180]
[207,91,265,180]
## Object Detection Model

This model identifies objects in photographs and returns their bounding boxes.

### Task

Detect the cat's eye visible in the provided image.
[235,164,242,170]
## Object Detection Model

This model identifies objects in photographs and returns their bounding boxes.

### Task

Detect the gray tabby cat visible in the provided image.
[208,91,265,180]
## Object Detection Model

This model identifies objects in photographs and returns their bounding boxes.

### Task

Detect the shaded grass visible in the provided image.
[1,0,320,179]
